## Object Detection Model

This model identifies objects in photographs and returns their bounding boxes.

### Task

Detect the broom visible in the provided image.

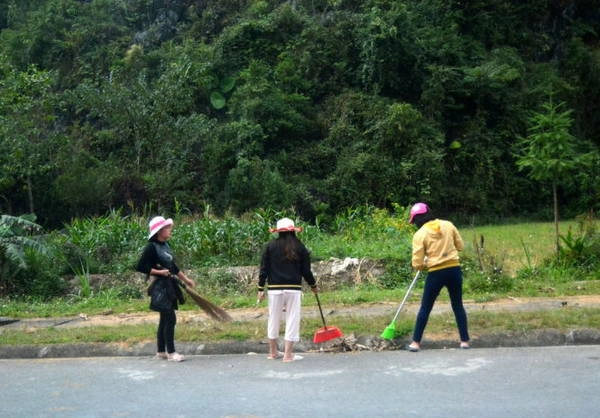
[380,270,421,340]
[174,277,232,322]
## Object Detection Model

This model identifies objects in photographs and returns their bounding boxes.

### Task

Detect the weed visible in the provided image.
[557,212,600,269]
[465,272,514,293]
[378,259,413,289]
[71,259,92,298]
[462,235,514,293]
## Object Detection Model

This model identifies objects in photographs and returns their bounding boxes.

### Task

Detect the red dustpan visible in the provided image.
[313,293,343,343]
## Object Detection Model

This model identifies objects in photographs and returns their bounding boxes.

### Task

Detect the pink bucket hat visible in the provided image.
[148,216,174,239]
[269,218,303,233]
[409,203,430,224]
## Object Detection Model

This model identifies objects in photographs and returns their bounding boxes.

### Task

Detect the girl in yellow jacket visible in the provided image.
[407,203,470,352]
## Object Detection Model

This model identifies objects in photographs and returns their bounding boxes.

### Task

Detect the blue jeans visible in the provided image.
[412,266,469,343]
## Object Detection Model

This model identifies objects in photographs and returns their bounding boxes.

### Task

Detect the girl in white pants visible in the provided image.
[268,290,302,342]
[258,218,318,362]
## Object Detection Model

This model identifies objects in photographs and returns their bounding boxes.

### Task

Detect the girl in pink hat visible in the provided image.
[136,216,196,362]
[407,204,470,352]
[257,218,319,362]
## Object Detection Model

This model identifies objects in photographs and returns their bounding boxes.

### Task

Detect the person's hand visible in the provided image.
[311,286,319,294]
[257,291,265,303]
[157,269,170,277]
[186,278,196,288]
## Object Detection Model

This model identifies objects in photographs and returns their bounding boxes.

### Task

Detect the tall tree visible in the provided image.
[516,100,592,257]
[0,61,56,215]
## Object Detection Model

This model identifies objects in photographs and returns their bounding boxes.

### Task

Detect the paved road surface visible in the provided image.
[1,346,598,417]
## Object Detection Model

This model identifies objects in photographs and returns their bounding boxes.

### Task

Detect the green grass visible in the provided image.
[3,275,600,320]
[0,294,149,318]
[461,221,578,276]
[2,214,599,354]
[2,308,599,346]
[0,324,157,345]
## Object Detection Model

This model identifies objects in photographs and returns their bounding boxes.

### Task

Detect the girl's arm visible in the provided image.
[176,271,196,288]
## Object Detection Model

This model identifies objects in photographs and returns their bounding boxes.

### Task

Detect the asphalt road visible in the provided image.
[1,346,598,418]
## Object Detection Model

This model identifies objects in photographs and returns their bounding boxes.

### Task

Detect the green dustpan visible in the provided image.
[380,271,421,341]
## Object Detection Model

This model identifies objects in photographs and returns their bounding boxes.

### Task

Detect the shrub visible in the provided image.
[20,247,68,299]
[59,210,146,274]
[462,237,514,293]
[378,258,414,289]
[0,214,66,297]
[199,270,242,297]
[557,212,599,270]
[465,269,514,294]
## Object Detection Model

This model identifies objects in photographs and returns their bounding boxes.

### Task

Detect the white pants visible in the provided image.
[267,290,302,342]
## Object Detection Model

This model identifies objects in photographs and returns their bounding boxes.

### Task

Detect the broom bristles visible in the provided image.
[183,286,232,322]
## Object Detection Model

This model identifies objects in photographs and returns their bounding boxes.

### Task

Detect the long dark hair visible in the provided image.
[412,211,435,228]
[275,231,302,261]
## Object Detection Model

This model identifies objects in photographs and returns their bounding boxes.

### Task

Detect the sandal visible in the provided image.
[267,351,284,360]
[407,343,420,352]
[167,352,185,362]
[282,354,303,362]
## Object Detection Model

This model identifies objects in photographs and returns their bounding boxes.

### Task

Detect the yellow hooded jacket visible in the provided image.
[412,219,464,272]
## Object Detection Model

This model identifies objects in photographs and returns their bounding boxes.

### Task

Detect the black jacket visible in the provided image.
[136,240,184,309]
[258,239,316,291]
[136,240,181,276]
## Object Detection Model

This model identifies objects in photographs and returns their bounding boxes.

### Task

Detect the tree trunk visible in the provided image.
[26,175,34,214]
[553,180,559,259]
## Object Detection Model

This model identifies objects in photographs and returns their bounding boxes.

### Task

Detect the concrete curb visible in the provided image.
[1,328,600,359]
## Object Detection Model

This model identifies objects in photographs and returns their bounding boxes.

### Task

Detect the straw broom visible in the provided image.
[175,277,232,322]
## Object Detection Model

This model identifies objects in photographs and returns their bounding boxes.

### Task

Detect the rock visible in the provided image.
[63,258,389,296]
[330,257,359,275]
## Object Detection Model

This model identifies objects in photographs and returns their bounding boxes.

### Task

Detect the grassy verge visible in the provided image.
[461,220,578,275]
[2,308,599,346]
[4,276,600,319]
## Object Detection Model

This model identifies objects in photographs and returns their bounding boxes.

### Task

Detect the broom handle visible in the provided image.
[391,270,421,323]
[315,293,328,328]
[173,275,186,289]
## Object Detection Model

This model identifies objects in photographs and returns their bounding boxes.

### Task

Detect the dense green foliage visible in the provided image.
[0,205,415,297]
[0,214,66,296]
[2,206,598,299]
[1,0,599,227]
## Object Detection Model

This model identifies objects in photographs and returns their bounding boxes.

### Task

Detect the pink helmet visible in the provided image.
[409,202,430,224]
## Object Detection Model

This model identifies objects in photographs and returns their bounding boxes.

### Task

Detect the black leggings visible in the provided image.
[157,310,177,353]
[412,266,469,343]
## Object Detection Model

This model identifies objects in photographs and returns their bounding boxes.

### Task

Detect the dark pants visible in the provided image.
[157,310,177,353]
[412,266,469,343]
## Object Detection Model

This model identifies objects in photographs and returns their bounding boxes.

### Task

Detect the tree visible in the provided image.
[516,100,592,257]
[0,61,56,215]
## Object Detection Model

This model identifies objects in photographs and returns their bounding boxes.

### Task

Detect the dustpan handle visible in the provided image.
[315,293,328,328]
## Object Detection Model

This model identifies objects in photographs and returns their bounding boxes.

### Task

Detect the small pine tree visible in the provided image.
[516,100,591,258]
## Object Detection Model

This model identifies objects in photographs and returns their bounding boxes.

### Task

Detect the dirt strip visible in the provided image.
[3,295,600,330]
